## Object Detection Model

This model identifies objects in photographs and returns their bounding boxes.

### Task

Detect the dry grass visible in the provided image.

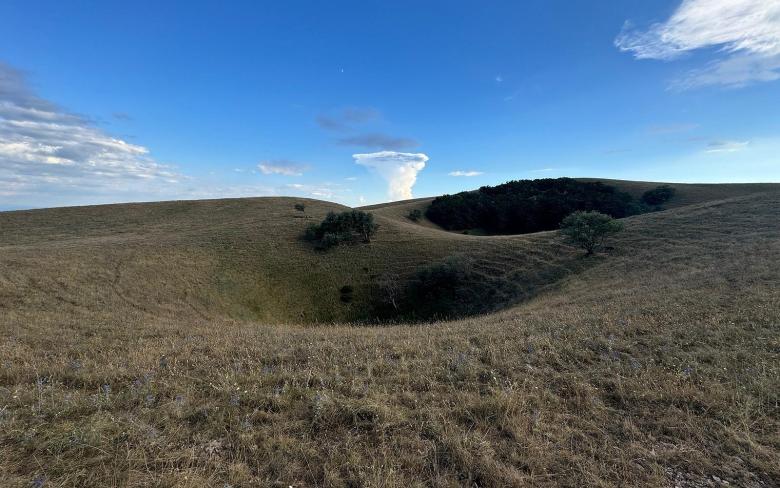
[0,182,779,487]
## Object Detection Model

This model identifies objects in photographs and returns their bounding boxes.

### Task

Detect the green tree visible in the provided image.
[641,185,676,206]
[304,210,378,249]
[560,211,623,256]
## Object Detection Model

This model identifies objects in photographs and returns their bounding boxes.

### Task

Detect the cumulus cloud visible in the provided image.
[353,151,428,200]
[448,170,483,177]
[0,61,179,205]
[616,0,780,88]
[338,133,419,151]
[258,160,307,176]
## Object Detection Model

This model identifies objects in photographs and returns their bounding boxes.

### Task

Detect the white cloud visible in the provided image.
[353,151,428,201]
[616,0,780,88]
[495,75,504,83]
[705,140,750,152]
[448,170,483,177]
[0,62,180,205]
[284,182,350,200]
[258,160,307,176]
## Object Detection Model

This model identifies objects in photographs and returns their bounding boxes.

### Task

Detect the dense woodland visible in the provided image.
[426,178,657,234]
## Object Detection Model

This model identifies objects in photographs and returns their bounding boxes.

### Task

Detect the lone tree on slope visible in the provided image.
[560,210,623,256]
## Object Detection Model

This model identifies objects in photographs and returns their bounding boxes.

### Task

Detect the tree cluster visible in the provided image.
[304,210,378,249]
[640,185,676,206]
[425,178,642,235]
[376,257,511,320]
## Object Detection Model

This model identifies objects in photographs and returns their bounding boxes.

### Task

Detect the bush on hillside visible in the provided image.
[376,273,402,311]
[641,185,676,206]
[407,209,422,222]
[304,210,378,249]
[560,210,623,255]
[403,257,508,318]
[294,203,306,212]
[425,178,639,235]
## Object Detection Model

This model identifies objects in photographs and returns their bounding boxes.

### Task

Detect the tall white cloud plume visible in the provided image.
[616,0,780,88]
[353,151,428,201]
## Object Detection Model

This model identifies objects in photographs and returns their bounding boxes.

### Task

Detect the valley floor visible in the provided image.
[1,190,779,487]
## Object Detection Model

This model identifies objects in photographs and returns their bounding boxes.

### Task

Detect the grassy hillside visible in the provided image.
[0,196,586,324]
[1,181,779,486]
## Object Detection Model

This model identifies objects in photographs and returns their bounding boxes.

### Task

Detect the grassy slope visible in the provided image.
[0,181,779,486]
[0,197,585,325]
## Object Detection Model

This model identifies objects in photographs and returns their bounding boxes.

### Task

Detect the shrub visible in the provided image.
[339,285,354,303]
[426,178,638,235]
[641,185,676,206]
[404,257,505,318]
[560,211,623,255]
[294,203,306,212]
[407,209,422,222]
[407,257,476,318]
[304,210,378,249]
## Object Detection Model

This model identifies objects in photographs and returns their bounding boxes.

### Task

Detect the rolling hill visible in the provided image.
[1,180,778,487]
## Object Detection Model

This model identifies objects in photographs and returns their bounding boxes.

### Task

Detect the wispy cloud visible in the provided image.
[647,123,699,134]
[258,160,307,176]
[706,140,749,153]
[338,133,419,151]
[0,61,179,205]
[353,151,428,200]
[448,170,483,177]
[316,106,380,131]
[616,0,780,88]
[284,182,351,199]
[112,112,132,121]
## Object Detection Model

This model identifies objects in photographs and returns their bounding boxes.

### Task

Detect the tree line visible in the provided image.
[425,178,674,235]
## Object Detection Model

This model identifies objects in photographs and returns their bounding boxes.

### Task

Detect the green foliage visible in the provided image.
[426,178,638,235]
[407,209,422,222]
[294,203,306,212]
[304,210,378,249]
[560,210,623,255]
[339,285,354,303]
[641,185,676,206]
[401,257,507,319]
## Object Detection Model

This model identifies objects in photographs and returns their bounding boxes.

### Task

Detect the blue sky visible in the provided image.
[1,0,778,209]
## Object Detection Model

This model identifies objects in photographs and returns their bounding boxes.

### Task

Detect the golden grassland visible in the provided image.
[0,181,778,487]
